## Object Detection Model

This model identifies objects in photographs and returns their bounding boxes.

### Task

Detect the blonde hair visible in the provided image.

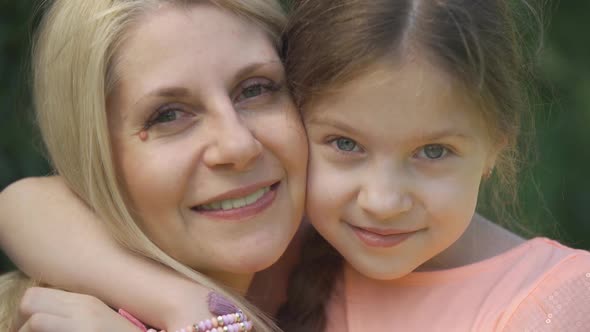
[0,272,39,331]
[1,0,288,330]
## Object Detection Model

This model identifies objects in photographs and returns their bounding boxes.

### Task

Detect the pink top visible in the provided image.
[325,238,590,331]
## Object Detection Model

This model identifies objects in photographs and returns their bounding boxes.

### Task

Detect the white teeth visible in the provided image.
[231,198,247,209]
[199,186,271,211]
[244,192,259,205]
[221,200,233,210]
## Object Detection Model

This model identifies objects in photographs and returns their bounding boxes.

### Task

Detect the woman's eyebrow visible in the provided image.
[232,60,283,82]
[133,60,283,106]
[133,86,191,107]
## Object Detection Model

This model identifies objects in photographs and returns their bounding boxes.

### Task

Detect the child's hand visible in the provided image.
[17,287,140,332]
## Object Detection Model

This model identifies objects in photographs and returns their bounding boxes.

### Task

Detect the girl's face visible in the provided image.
[304,58,499,280]
[108,4,307,287]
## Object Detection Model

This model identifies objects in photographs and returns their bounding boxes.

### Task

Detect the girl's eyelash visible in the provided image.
[326,136,364,154]
[414,144,455,161]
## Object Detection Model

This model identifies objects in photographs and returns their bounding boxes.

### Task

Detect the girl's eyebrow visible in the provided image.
[410,129,473,142]
[308,116,475,144]
[391,130,476,149]
[306,117,363,137]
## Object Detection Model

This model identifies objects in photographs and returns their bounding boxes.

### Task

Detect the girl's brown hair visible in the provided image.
[278,0,541,330]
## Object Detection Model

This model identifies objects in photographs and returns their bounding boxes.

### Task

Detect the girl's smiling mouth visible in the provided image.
[348,224,421,248]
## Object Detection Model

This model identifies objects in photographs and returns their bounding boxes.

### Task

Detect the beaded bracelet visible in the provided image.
[119,292,254,332]
[163,311,253,332]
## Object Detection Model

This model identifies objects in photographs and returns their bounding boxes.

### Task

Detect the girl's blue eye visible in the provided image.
[334,137,360,152]
[417,144,448,159]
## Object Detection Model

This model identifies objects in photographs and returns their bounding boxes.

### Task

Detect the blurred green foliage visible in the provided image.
[519,1,590,248]
[1,1,49,272]
[0,1,589,274]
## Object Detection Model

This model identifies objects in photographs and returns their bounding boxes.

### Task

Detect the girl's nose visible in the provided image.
[357,172,413,221]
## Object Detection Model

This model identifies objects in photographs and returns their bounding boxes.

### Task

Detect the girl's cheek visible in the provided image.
[418,175,481,221]
[308,160,362,220]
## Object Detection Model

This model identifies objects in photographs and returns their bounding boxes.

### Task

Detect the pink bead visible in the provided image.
[198,321,206,331]
[205,319,213,330]
[211,317,218,328]
[245,321,253,331]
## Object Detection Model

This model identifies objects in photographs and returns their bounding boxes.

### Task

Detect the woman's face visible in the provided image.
[108,3,307,285]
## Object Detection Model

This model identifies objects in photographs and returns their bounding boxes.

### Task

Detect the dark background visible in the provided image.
[1,1,589,273]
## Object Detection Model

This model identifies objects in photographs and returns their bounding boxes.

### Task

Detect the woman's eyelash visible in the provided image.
[143,106,186,130]
[235,80,283,102]
[141,79,282,130]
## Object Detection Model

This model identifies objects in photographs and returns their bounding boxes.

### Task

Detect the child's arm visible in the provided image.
[0,176,209,331]
[18,287,141,332]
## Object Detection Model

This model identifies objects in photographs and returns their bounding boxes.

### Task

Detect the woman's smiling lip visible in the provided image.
[191,181,280,221]
[348,224,420,248]
[195,179,280,206]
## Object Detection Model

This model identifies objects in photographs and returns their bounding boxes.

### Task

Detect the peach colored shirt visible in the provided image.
[325,238,590,331]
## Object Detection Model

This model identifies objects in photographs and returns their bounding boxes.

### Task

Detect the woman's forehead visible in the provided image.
[110,3,280,109]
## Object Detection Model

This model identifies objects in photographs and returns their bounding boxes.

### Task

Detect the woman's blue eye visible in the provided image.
[235,80,281,102]
[144,108,188,130]
[242,84,265,99]
[153,110,179,123]
[334,137,359,152]
[418,144,448,159]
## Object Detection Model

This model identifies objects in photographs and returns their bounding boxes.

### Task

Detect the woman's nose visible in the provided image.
[203,109,263,171]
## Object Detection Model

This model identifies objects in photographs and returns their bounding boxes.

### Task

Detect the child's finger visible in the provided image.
[19,287,85,318]
[17,312,69,332]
